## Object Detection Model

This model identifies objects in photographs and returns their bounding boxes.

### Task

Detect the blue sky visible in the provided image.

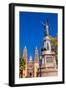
[19,12,58,61]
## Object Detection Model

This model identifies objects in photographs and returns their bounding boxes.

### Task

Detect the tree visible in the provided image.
[49,36,58,66]
[19,57,26,78]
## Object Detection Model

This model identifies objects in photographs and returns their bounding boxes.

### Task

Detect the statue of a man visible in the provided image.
[42,19,49,36]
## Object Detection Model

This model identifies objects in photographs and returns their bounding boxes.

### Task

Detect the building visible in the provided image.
[22,46,28,78]
[34,47,39,77]
[27,56,34,77]
[21,47,39,78]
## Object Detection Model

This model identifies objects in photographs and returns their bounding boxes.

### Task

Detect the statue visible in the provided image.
[41,19,51,51]
[42,19,49,36]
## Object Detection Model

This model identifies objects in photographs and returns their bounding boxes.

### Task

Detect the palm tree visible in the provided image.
[19,57,25,78]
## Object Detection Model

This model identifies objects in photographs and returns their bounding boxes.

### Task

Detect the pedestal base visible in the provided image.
[38,67,58,77]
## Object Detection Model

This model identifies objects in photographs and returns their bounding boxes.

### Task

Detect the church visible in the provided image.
[21,46,39,78]
[19,20,58,78]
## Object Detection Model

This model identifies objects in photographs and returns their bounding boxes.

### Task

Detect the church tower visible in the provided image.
[23,46,27,60]
[34,47,39,77]
[22,46,28,78]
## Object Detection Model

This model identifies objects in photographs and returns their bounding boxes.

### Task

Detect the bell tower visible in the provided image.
[22,46,28,77]
[34,47,39,77]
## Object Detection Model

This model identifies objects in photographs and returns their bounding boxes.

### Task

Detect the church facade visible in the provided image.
[21,46,39,78]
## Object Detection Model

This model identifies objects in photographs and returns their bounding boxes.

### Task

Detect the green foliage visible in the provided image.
[49,36,57,47]
[49,36,58,53]
[19,57,26,78]
[49,35,58,65]
[19,57,26,70]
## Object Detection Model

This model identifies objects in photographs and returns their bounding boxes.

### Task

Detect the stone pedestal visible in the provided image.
[38,50,58,77]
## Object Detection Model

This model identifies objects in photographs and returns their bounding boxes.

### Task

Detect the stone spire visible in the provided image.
[34,47,39,63]
[34,47,39,77]
[22,46,28,78]
[22,46,27,61]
